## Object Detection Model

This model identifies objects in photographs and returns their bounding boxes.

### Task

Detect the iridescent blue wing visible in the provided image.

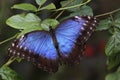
[8,16,98,73]
[8,31,58,72]
[55,16,98,64]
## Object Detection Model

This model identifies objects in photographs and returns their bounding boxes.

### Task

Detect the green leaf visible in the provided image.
[11,3,37,12]
[70,5,93,16]
[6,13,41,30]
[115,18,120,29]
[0,66,21,80]
[114,11,120,28]
[40,23,50,31]
[114,11,120,19]
[105,28,120,56]
[41,19,59,31]
[105,36,115,56]
[96,18,112,31]
[107,53,120,69]
[61,5,93,21]
[39,3,56,11]
[35,0,46,6]
[16,58,22,62]
[60,0,84,11]
[17,27,42,38]
[105,67,120,80]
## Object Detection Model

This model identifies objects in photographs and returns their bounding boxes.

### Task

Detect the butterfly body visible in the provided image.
[8,16,98,72]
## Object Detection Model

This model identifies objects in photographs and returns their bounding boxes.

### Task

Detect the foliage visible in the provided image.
[0,0,120,80]
[0,66,21,80]
[105,67,120,80]
[96,10,120,80]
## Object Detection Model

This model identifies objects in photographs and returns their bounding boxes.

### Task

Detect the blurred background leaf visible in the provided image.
[35,0,47,6]
[60,0,84,11]
[96,18,112,31]
[0,66,21,80]
[105,67,120,80]
[38,3,56,11]
[6,13,41,30]
[11,3,37,12]
[41,19,59,31]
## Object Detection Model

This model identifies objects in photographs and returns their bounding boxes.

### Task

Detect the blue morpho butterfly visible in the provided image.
[8,16,98,72]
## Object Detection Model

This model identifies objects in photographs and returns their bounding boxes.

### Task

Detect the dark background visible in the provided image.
[0,0,120,80]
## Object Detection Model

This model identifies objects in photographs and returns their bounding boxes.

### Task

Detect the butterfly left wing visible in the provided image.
[55,16,98,64]
[8,31,59,72]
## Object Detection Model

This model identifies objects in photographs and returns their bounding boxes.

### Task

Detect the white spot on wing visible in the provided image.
[16,45,19,48]
[19,35,24,41]
[24,47,27,51]
[19,46,22,49]
[87,16,91,20]
[9,50,12,53]
[29,50,32,53]
[94,17,97,19]
[92,23,96,26]
[13,50,16,55]
[87,32,91,36]
[17,52,20,56]
[81,27,84,30]
[90,27,93,30]
[85,21,89,23]
[21,35,24,38]
[94,20,97,23]
[8,48,10,51]
[12,43,15,47]
[22,54,25,58]
[87,32,90,34]
[83,23,87,26]
[74,16,82,20]
[83,37,87,41]
[79,32,82,35]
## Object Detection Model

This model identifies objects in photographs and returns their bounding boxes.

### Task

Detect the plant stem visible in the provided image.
[55,10,64,19]
[95,8,120,18]
[55,0,91,11]
[54,0,91,19]
[0,34,17,45]
[3,57,16,66]
[50,0,74,19]
[62,0,74,7]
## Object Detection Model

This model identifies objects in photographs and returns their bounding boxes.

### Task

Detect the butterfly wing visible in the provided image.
[55,16,98,64]
[8,31,58,72]
[8,16,98,72]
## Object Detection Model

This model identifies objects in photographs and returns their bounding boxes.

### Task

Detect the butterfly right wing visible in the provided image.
[55,16,98,64]
[8,31,59,72]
